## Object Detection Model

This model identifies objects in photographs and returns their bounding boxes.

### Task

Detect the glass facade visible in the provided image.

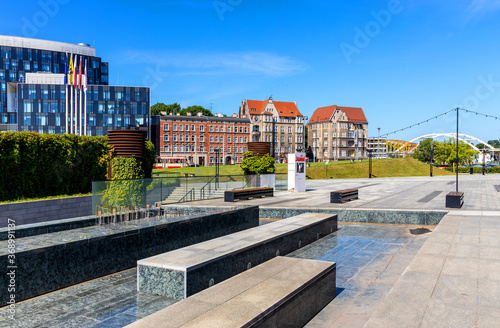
[0,37,151,137]
[17,84,150,136]
[0,41,109,131]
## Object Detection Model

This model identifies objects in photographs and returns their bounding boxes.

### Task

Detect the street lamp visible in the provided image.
[214,147,220,188]
[302,116,308,153]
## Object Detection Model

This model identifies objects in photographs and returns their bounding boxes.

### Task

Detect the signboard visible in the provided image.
[288,153,306,192]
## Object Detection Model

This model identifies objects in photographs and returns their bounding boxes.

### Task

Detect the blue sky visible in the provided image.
[3,0,500,142]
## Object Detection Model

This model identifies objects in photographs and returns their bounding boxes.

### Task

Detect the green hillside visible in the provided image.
[154,158,453,179]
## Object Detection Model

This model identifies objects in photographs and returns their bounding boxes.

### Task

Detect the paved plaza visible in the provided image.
[3,174,500,327]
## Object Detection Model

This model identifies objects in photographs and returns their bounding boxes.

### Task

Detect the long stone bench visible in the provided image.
[137,212,337,299]
[128,256,336,328]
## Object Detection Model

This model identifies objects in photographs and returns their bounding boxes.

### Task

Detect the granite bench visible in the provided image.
[128,256,336,328]
[330,188,359,203]
[137,212,337,299]
[224,187,273,202]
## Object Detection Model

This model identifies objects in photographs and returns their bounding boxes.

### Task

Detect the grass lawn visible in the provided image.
[153,158,454,179]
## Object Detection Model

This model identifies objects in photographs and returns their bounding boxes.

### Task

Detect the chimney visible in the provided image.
[186,112,192,116]
[197,112,203,117]
[176,113,181,116]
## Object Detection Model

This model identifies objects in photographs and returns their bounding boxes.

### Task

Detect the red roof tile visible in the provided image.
[245,99,302,118]
[308,105,367,124]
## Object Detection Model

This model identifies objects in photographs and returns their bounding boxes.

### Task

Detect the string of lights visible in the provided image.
[380,108,500,138]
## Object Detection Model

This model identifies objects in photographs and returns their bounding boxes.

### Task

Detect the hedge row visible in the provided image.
[0,132,156,202]
[443,166,500,174]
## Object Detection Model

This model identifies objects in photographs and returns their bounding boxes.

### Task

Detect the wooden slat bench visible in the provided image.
[137,212,337,299]
[330,189,359,203]
[224,187,273,202]
[446,191,464,208]
[127,257,336,328]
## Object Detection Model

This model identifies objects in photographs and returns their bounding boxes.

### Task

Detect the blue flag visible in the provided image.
[64,52,68,85]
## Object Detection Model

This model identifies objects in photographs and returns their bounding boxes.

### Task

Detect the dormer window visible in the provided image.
[251,108,257,112]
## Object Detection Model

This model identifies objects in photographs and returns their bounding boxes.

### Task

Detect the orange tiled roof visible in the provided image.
[246,99,302,118]
[308,105,367,124]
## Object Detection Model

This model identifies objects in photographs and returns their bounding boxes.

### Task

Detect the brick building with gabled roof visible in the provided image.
[239,97,305,160]
[307,105,369,161]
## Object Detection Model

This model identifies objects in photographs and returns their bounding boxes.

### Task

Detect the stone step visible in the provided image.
[127,257,336,328]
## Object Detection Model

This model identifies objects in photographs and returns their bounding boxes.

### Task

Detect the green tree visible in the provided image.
[434,139,477,166]
[180,105,213,116]
[240,151,275,174]
[412,138,436,163]
[150,102,181,115]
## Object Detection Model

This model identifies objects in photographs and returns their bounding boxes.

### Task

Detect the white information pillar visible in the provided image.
[288,153,306,192]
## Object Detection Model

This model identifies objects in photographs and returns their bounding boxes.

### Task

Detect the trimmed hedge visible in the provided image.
[444,166,500,174]
[0,132,156,202]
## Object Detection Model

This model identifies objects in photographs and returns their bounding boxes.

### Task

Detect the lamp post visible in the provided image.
[214,147,220,189]
[302,116,308,153]
[377,127,380,159]
[368,150,373,178]
[430,142,434,177]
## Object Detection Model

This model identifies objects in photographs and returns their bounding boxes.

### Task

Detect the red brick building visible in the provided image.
[158,114,251,167]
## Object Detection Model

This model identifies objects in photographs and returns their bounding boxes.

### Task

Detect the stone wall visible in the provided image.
[0,196,92,228]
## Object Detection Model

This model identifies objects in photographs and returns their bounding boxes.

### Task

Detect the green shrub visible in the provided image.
[0,132,109,202]
[240,151,275,174]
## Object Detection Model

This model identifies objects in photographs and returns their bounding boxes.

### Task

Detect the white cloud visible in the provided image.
[116,50,306,77]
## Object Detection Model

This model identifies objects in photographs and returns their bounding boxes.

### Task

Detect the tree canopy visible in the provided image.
[413,138,478,166]
[150,103,214,116]
[150,102,181,115]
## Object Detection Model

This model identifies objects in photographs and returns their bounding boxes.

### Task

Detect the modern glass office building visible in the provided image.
[0,35,150,137]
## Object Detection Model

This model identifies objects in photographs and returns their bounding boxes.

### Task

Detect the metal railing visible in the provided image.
[92,173,287,213]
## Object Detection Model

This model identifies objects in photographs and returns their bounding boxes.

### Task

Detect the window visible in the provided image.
[210,136,213,142]
[98,104,105,114]
[173,135,177,141]
[210,157,214,163]
[210,146,214,153]
[135,92,140,101]
[215,126,218,132]
[179,145,183,152]
[28,89,36,99]
[179,124,183,131]
[215,136,218,143]
[288,127,292,133]
[36,115,48,126]
[0,72,4,81]
[103,91,110,101]
[227,127,231,132]
[89,116,95,126]
[23,102,33,113]
[93,91,99,101]
[173,145,177,152]
[1,50,11,59]
[164,135,169,141]
[185,124,189,131]
[42,64,50,72]
[23,116,31,126]
[200,135,204,142]
[115,116,122,127]
[227,136,231,143]
[60,89,66,100]
[164,123,169,130]
[180,135,183,142]
[9,72,16,81]
[23,62,30,71]
[239,127,243,133]
[239,147,243,153]
[239,137,243,143]
[288,136,292,143]
[191,125,195,131]
[50,103,57,113]
[280,126,284,133]
[244,137,247,143]
[244,127,248,133]
[200,125,204,132]
[135,117,144,125]
[107,104,115,114]
[173,124,177,131]
[131,104,137,114]
[115,91,123,101]
[210,126,213,132]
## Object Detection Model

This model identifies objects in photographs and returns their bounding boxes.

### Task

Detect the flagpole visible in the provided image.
[64,52,68,134]
[84,59,87,136]
[75,84,78,135]
[70,84,73,134]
